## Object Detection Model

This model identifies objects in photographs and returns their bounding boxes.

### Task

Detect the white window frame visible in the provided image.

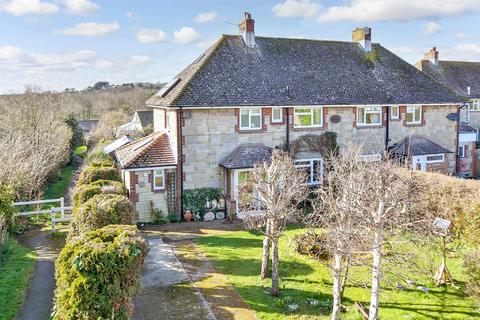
[425,154,444,164]
[271,107,283,123]
[458,145,466,158]
[406,106,422,124]
[357,106,382,126]
[293,107,323,128]
[390,106,399,120]
[470,100,480,112]
[294,158,323,186]
[153,169,165,190]
[240,108,262,130]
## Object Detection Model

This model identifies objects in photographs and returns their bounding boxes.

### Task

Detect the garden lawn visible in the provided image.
[195,227,479,320]
[0,239,36,320]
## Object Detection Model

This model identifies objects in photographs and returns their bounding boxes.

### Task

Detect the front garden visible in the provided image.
[195,227,479,320]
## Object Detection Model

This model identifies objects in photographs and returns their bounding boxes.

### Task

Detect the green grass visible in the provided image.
[43,160,79,200]
[195,227,480,320]
[0,239,36,320]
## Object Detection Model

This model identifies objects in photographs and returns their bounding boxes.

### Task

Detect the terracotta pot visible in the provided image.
[183,211,193,222]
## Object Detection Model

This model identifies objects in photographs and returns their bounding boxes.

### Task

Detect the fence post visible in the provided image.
[60,197,65,220]
[51,208,56,233]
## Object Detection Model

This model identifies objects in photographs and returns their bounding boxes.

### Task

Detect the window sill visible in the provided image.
[405,123,422,127]
[292,126,325,131]
[356,124,383,129]
[152,188,166,193]
[238,129,263,134]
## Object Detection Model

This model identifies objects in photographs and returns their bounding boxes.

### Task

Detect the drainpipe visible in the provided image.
[384,106,390,153]
[456,103,467,175]
[285,85,291,150]
[178,106,184,220]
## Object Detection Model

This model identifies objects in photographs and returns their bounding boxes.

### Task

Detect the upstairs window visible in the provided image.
[391,106,399,120]
[357,106,382,126]
[406,106,422,124]
[240,108,262,130]
[272,107,283,123]
[471,100,480,111]
[153,169,165,190]
[294,158,323,186]
[294,107,323,128]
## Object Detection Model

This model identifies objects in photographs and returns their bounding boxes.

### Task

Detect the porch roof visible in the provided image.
[219,143,272,169]
[391,135,452,156]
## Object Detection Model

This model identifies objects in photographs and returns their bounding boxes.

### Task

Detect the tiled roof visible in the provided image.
[78,120,98,133]
[114,132,176,169]
[146,35,464,107]
[136,110,153,128]
[417,60,480,99]
[459,121,476,133]
[219,143,272,169]
[391,135,452,156]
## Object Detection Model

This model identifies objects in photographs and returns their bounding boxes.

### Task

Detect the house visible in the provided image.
[416,47,479,176]
[78,120,99,137]
[116,110,154,137]
[114,12,464,222]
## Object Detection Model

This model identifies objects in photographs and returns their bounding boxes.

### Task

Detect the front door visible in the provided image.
[412,156,427,171]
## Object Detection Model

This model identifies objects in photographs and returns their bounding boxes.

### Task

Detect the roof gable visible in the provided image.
[147,35,463,107]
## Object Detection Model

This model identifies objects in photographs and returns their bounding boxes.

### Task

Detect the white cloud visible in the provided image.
[0,0,58,16]
[64,0,100,15]
[195,11,218,23]
[136,28,167,44]
[443,43,480,61]
[58,21,119,37]
[422,22,442,36]
[173,27,201,44]
[456,32,469,40]
[128,55,154,66]
[0,45,23,60]
[273,0,320,18]
[125,11,140,20]
[318,0,480,22]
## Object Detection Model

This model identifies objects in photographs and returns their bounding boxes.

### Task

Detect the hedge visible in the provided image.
[85,143,112,165]
[77,166,121,187]
[183,187,223,217]
[53,225,147,320]
[69,194,134,239]
[72,180,126,208]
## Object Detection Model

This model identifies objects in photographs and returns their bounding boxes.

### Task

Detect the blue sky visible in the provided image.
[0,0,479,93]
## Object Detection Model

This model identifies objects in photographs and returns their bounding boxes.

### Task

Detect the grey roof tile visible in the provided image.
[392,135,452,156]
[219,143,272,169]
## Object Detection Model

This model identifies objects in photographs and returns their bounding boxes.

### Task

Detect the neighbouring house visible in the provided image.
[114,12,464,221]
[416,47,480,176]
[78,120,99,138]
[104,135,134,154]
[116,110,154,137]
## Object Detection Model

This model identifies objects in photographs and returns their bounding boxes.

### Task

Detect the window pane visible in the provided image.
[155,176,163,187]
[250,108,261,115]
[251,115,261,128]
[313,108,322,125]
[366,112,380,124]
[357,108,365,124]
[295,108,311,114]
[405,112,413,123]
[238,171,250,185]
[295,114,311,126]
[240,114,249,128]
[426,155,443,162]
[414,107,421,121]
[313,160,322,182]
[272,108,281,121]
[391,106,399,118]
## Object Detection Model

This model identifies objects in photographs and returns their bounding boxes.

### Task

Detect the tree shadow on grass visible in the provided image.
[195,235,263,248]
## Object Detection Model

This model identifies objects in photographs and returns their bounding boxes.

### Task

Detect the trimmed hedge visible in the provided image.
[69,194,134,238]
[72,180,126,208]
[183,187,223,217]
[77,166,121,187]
[53,225,147,320]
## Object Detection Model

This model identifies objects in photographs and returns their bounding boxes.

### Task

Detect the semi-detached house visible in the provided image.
[113,13,464,222]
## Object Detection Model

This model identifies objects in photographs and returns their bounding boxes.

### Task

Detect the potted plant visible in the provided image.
[183,207,193,222]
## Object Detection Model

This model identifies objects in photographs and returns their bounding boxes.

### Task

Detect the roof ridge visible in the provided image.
[123,133,166,168]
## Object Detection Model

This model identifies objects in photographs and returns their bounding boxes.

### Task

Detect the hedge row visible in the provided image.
[77,165,121,187]
[72,179,125,208]
[53,225,147,320]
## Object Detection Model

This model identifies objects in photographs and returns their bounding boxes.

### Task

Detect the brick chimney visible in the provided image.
[352,27,372,52]
[424,47,439,66]
[239,12,255,48]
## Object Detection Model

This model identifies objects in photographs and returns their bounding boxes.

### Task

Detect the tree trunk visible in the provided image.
[331,252,343,320]
[369,202,385,320]
[271,237,280,296]
[340,256,350,301]
[261,223,272,279]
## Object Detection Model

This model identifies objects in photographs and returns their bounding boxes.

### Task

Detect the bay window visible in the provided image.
[294,158,323,186]
[294,107,323,128]
[153,169,165,190]
[240,108,262,130]
[405,106,422,124]
[357,106,382,126]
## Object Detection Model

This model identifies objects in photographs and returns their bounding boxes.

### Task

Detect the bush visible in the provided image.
[0,184,15,246]
[69,194,134,238]
[73,145,87,158]
[464,250,480,299]
[77,165,121,187]
[85,142,112,165]
[183,187,223,218]
[167,213,180,223]
[53,225,147,320]
[72,180,125,208]
[293,232,330,261]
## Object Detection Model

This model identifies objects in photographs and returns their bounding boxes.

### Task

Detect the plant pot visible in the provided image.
[184,211,193,222]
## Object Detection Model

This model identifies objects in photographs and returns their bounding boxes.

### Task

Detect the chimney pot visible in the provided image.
[424,47,439,66]
[352,27,372,52]
[239,12,255,48]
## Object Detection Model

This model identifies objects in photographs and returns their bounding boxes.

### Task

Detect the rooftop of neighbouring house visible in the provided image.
[78,120,99,133]
[114,132,175,169]
[136,110,153,128]
[146,15,463,108]
[459,121,477,133]
[391,135,452,156]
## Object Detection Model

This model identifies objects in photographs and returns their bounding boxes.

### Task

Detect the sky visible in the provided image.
[0,0,479,93]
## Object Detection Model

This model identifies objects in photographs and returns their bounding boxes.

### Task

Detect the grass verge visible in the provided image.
[195,227,479,320]
[43,159,79,200]
[0,239,36,320]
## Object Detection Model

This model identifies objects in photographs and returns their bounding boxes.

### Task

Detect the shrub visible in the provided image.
[72,180,125,208]
[464,250,480,299]
[85,142,112,165]
[183,187,223,217]
[69,194,133,238]
[168,213,180,223]
[77,165,121,187]
[293,232,330,261]
[73,145,87,158]
[53,225,147,320]
[0,184,15,243]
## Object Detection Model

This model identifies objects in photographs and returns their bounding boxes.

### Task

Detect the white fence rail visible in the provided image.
[13,197,72,233]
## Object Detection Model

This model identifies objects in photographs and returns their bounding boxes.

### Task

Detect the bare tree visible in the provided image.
[239,150,308,295]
